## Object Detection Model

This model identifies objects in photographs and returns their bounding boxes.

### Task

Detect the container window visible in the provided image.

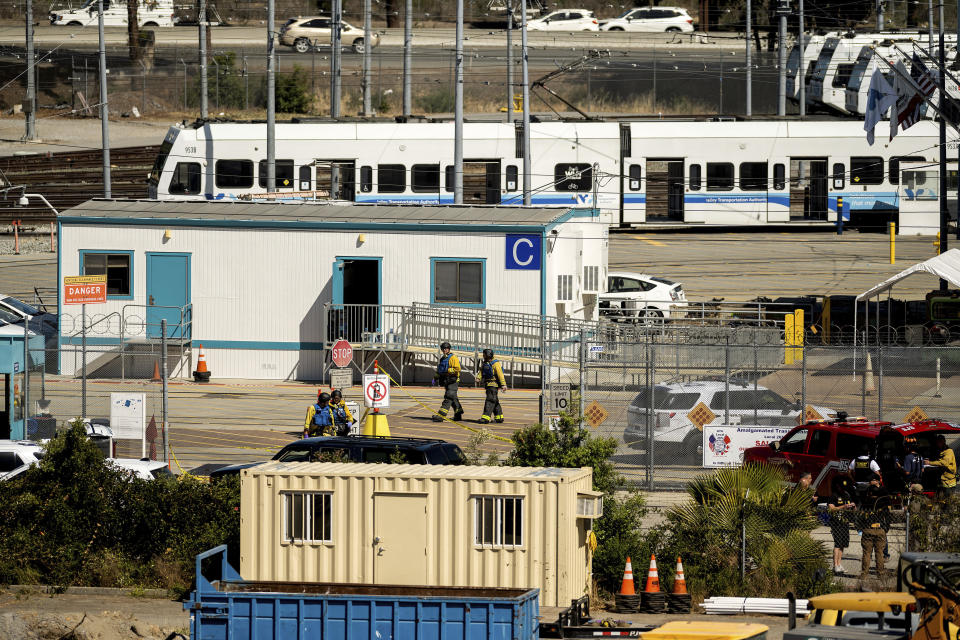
[890,156,925,185]
[689,164,701,191]
[739,162,768,191]
[360,166,373,192]
[773,163,786,190]
[554,163,592,192]
[557,274,573,301]
[258,159,295,188]
[850,157,884,185]
[706,163,734,191]
[434,260,483,305]
[82,252,131,296]
[168,162,201,195]
[283,492,332,543]
[576,493,603,518]
[378,164,406,193]
[474,496,523,548]
[412,164,441,193]
[215,159,254,188]
[628,164,642,191]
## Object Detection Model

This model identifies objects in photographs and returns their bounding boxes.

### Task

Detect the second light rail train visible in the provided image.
[148,119,945,229]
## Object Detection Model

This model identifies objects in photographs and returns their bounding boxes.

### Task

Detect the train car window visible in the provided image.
[554,163,592,192]
[412,164,441,192]
[850,157,884,185]
[832,63,855,88]
[445,166,455,192]
[360,166,373,192]
[258,159,294,189]
[378,164,406,193]
[773,163,785,190]
[739,162,768,191]
[706,163,734,191]
[629,164,642,191]
[168,162,201,195]
[215,159,254,189]
[689,164,701,191]
[298,165,311,191]
[832,163,845,189]
[506,165,518,191]
[889,156,925,185]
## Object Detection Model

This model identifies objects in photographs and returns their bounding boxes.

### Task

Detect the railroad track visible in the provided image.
[0,145,158,224]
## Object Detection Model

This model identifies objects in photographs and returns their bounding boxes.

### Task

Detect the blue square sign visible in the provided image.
[505,234,542,270]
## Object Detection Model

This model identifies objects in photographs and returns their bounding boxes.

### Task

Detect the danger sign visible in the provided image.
[63,275,107,305]
[363,374,390,409]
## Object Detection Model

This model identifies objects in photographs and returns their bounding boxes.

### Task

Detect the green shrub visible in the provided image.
[415,87,454,113]
[907,494,960,552]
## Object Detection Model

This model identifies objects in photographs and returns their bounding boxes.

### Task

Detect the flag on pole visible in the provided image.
[891,55,938,140]
[864,67,896,145]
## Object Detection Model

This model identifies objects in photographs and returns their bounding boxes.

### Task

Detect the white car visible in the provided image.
[107,458,174,480]
[600,7,694,33]
[0,440,45,481]
[625,380,836,461]
[600,271,687,320]
[279,16,381,54]
[525,9,599,31]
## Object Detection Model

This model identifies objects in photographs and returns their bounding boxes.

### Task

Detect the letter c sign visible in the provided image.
[505,234,542,270]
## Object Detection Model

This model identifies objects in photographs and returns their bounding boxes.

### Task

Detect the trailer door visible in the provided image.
[374,493,427,584]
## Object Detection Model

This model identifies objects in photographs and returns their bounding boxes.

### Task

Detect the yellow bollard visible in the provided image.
[784,313,795,366]
[935,232,941,255]
[794,309,805,363]
[889,221,896,264]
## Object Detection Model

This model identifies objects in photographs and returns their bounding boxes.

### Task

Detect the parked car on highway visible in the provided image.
[599,7,694,33]
[525,9,599,31]
[624,380,836,461]
[209,435,467,480]
[600,271,687,320]
[279,16,380,54]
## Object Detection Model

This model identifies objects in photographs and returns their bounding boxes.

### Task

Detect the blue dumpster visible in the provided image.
[186,546,540,640]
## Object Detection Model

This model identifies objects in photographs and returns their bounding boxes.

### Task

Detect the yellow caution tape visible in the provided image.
[379,370,514,444]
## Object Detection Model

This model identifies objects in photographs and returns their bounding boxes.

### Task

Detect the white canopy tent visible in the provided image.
[854,248,960,343]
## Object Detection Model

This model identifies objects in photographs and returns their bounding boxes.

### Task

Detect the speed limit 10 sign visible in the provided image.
[550,384,571,413]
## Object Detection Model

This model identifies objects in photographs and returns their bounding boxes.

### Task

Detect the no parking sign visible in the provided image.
[363,374,390,409]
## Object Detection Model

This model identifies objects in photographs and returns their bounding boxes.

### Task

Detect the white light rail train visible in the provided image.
[148,119,944,229]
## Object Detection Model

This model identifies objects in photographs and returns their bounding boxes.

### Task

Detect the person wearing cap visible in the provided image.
[330,389,356,436]
[433,341,463,422]
[478,348,506,424]
[858,474,891,579]
[304,391,335,438]
[927,434,957,496]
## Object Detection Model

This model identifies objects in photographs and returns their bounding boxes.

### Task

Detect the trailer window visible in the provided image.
[360,166,372,192]
[629,164,642,191]
[257,159,294,189]
[739,162,768,191]
[283,492,332,543]
[412,164,441,192]
[773,163,786,190]
[433,259,484,306]
[554,163,592,192]
[215,159,254,188]
[689,164,701,191]
[168,162,201,195]
[378,164,406,193]
[82,252,131,297]
[890,156,925,185]
[851,157,884,185]
[474,496,523,548]
[706,163,734,191]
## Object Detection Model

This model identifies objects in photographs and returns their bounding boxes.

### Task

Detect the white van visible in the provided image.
[50,0,175,27]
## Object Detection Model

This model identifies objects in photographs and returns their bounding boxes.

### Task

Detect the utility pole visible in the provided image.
[331,0,341,117]
[876,0,883,29]
[798,0,805,116]
[402,0,411,116]
[454,0,464,203]
[199,0,208,119]
[521,0,531,205]
[777,0,787,116]
[25,0,36,140]
[939,0,949,268]
[363,0,371,114]
[98,0,111,197]
[506,0,513,122]
[745,0,751,116]
[928,0,934,50]
[266,0,275,192]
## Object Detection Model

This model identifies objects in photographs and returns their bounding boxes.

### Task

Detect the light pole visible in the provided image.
[19,192,59,252]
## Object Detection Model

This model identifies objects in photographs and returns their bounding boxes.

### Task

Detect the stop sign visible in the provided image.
[331,339,353,368]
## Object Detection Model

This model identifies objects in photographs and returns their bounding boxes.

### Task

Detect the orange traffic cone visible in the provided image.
[673,557,687,595]
[619,556,636,595]
[644,554,661,593]
[151,359,162,382]
[193,344,211,382]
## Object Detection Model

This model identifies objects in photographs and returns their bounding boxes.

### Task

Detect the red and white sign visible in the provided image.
[363,374,390,409]
[331,339,354,368]
[63,275,107,305]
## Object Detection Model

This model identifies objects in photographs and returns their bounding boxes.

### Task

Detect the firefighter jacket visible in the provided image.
[435,353,461,383]
[481,359,506,388]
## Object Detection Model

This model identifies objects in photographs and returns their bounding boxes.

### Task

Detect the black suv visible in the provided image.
[209,436,467,480]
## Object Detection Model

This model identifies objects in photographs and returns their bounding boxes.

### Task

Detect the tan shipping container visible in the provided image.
[240,462,603,607]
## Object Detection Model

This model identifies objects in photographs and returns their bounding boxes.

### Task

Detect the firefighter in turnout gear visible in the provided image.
[478,348,506,424]
[433,342,464,422]
[304,391,335,437]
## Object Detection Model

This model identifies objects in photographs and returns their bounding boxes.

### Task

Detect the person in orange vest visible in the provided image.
[478,348,506,424]
[304,391,335,437]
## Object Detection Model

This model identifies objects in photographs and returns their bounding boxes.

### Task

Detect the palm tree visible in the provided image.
[667,463,830,597]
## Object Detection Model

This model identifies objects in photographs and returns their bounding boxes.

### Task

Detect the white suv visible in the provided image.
[600,271,687,320]
[279,16,380,54]
[526,9,599,31]
[0,440,45,481]
[600,7,694,33]
[624,380,835,461]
